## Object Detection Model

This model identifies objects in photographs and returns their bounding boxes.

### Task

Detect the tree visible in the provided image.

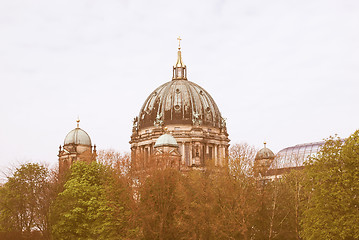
[258,172,305,240]
[50,161,133,240]
[96,149,131,177]
[179,167,217,239]
[228,143,256,178]
[301,131,359,239]
[228,144,305,240]
[214,144,258,239]
[137,168,185,240]
[256,157,306,240]
[0,163,51,239]
[171,143,259,240]
[279,169,306,240]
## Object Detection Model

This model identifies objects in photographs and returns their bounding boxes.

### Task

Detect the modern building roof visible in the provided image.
[273,141,325,169]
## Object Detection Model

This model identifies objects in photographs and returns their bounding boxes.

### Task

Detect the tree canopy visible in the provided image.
[50,161,133,240]
[301,130,359,240]
[1,133,359,240]
[0,163,51,239]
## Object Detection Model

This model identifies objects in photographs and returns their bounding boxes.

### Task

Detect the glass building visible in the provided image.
[272,141,325,169]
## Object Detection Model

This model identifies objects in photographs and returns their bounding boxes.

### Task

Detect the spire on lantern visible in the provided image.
[76,118,80,128]
[173,36,187,80]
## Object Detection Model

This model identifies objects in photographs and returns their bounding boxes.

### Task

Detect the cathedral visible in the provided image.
[57,39,325,176]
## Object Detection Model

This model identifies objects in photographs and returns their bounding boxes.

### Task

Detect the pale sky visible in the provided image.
[0,0,358,171]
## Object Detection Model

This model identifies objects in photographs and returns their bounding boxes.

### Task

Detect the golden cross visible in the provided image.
[177,36,182,49]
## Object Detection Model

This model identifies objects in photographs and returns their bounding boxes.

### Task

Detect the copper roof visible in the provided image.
[137,79,224,130]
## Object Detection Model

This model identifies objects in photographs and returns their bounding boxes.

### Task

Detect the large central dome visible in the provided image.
[130,41,229,168]
[138,79,223,130]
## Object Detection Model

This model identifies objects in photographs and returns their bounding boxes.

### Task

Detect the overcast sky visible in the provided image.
[0,0,358,171]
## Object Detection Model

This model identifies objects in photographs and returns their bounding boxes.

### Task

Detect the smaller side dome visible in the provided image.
[255,142,275,160]
[64,120,92,146]
[154,133,178,148]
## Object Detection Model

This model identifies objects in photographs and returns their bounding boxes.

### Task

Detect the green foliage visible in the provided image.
[0,163,50,238]
[301,131,359,240]
[50,161,132,240]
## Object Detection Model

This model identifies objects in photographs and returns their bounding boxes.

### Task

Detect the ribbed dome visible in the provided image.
[64,127,92,146]
[154,133,178,148]
[138,80,223,129]
[255,144,275,160]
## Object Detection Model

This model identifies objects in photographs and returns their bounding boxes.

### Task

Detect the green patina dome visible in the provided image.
[154,133,178,148]
[64,126,92,146]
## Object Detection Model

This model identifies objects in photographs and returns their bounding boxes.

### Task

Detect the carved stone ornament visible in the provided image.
[132,116,138,132]
[154,113,164,127]
[192,112,202,126]
[221,117,227,129]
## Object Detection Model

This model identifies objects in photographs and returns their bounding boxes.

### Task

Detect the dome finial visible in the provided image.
[176,37,184,67]
[173,37,187,80]
[76,117,80,128]
[264,141,267,148]
[177,36,182,50]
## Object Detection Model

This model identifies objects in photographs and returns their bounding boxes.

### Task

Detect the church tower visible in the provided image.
[130,38,230,168]
[254,142,275,177]
[58,119,97,175]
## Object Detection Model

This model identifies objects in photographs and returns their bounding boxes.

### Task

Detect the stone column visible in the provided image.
[182,142,185,165]
[214,145,218,166]
[189,142,193,165]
